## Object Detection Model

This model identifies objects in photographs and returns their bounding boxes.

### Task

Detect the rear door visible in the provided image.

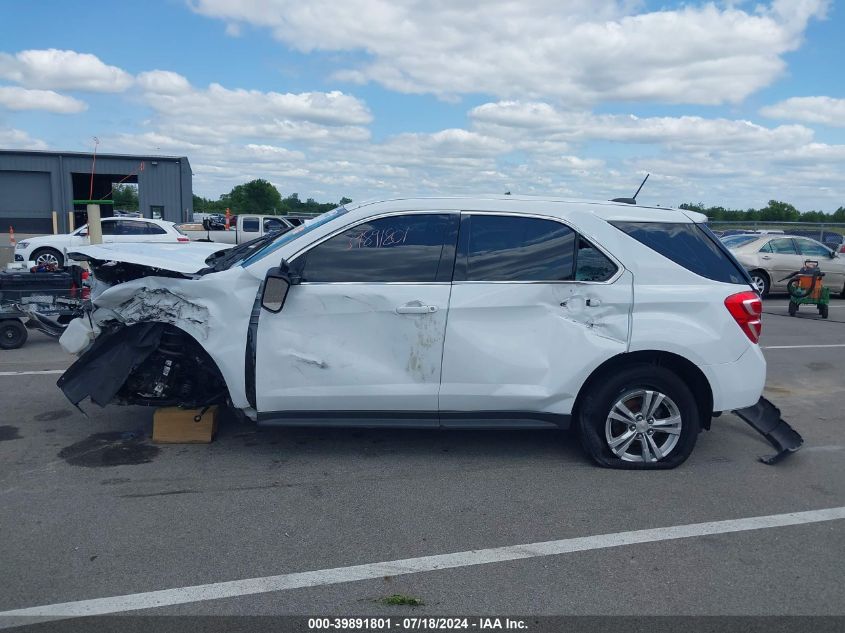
[439,212,631,424]
[763,238,803,292]
[255,212,459,421]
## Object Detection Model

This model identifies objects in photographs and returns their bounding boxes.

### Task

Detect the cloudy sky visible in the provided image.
[1,0,843,210]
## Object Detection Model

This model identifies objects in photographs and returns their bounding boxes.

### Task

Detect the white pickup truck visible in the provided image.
[177,214,295,245]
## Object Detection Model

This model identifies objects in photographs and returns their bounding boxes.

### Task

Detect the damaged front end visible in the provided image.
[58,322,228,409]
[57,244,238,410]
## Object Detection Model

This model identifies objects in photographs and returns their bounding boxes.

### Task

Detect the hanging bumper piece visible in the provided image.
[732,397,804,465]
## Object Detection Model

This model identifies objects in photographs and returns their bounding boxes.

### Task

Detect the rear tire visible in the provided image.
[31,247,64,269]
[0,319,28,350]
[749,270,770,297]
[788,301,798,316]
[820,303,829,319]
[577,365,700,470]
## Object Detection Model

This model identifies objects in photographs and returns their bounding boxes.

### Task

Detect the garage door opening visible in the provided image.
[71,172,139,227]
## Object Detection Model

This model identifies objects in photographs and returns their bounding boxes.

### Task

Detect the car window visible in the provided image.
[263,218,287,233]
[795,239,830,257]
[117,221,149,235]
[143,222,167,235]
[100,219,117,236]
[611,221,749,285]
[242,217,260,232]
[456,215,576,282]
[769,238,797,255]
[721,235,758,248]
[293,214,458,283]
[759,242,773,253]
[575,237,617,281]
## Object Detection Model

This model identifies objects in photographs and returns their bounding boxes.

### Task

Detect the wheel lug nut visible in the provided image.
[629,425,636,432]
[647,429,654,436]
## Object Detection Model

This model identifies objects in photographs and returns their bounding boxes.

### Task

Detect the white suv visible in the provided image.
[14,216,190,268]
[57,196,765,469]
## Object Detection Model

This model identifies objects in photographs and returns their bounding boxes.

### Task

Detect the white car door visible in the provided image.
[255,212,459,423]
[439,213,632,425]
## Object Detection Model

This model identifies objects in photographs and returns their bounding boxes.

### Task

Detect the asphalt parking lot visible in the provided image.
[1,296,844,625]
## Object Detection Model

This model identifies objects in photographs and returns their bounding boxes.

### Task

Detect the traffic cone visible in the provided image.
[9,226,15,247]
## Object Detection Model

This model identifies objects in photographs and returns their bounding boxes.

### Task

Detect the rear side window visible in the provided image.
[575,237,617,281]
[242,217,260,232]
[456,215,576,281]
[611,221,748,285]
[294,214,458,283]
[143,222,167,235]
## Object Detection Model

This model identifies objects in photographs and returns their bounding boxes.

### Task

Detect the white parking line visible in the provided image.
[0,370,65,377]
[1,506,843,622]
[762,344,845,350]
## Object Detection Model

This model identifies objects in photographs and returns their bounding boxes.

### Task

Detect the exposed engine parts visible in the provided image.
[118,325,227,407]
[58,322,228,409]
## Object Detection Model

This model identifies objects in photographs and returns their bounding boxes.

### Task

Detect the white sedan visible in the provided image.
[14,216,190,268]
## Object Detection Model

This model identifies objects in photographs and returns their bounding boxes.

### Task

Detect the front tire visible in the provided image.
[31,247,64,269]
[749,270,770,297]
[0,319,28,350]
[577,365,700,470]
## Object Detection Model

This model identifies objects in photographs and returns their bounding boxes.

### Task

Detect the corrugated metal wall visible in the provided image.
[0,151,193,233]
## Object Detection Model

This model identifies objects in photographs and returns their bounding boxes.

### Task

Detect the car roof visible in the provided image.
[344,195,705,224]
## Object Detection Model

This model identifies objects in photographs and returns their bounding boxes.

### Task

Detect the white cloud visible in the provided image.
[0,127,48,149]
[0,49,133,92]
[761,96,845,127]
[190,0,828,105]
[0,85,87,113]
[470,101,815,152]
[134,71,373,145]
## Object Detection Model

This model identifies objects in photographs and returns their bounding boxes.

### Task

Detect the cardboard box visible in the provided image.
[153,405,219,444]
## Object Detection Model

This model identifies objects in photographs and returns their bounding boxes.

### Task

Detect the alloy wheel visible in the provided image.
[604,389,682,463]
[35,252,60,267]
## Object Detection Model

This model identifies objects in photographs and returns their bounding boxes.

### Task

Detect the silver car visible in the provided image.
[728,234,845,297]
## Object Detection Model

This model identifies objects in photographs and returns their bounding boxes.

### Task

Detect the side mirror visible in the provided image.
[261,267,291,313]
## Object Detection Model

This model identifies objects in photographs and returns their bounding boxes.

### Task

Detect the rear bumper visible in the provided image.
[700,344,766,412]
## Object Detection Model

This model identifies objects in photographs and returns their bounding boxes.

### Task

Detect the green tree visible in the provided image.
[112,183,139,211]
[223,179,284,214]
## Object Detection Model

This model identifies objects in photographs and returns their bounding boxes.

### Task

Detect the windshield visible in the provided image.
[240,205,351,267]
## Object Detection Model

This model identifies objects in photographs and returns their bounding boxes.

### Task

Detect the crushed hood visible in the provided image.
[68,242,230,274]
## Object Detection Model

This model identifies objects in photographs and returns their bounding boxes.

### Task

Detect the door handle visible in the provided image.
[761,255,772,260]
[585,298,602,307]
[396,302,438,315]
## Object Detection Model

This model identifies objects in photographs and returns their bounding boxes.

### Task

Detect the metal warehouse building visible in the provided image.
[0,149,192,233]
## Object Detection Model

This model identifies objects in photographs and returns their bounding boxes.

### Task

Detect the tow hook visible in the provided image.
[732,397,804,465]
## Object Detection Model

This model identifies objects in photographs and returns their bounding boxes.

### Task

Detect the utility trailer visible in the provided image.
[0,269,87,349]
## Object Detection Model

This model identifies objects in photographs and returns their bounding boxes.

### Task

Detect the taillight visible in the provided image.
[177,236,190,242]
[724,291,762,343]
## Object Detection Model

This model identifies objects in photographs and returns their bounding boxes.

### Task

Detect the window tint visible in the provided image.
[263,218,287,233]
[575,238,617,281]
[295,214,458,283]
[457,215,576,281]
[795,239,830,257]
[144,222,167,235]
[769,238,797,255]
[100,220,117,235]
[118,221,149,235]
[242,217,260,232]
[611,222,749,285]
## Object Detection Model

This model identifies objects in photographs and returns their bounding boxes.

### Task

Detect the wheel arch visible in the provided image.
[573,350,714,431]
